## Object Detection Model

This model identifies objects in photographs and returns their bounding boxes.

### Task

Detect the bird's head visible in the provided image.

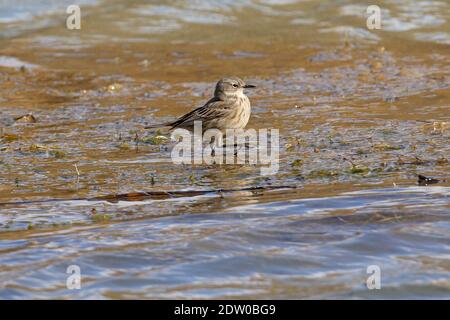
[214,77,255,99]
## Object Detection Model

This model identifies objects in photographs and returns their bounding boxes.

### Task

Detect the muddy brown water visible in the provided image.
[0,0,449,299]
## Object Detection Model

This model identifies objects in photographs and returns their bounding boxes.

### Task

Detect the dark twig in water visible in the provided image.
[418,174,440,186]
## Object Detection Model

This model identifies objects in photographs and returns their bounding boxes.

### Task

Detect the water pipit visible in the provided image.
[145,77,255,134]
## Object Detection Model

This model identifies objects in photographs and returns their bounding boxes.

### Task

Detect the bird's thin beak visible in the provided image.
[243,84,256,88]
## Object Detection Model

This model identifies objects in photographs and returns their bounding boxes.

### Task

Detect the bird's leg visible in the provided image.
[210,136,216,158]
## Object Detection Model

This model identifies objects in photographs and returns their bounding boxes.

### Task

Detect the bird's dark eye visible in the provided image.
[232,83,238,88]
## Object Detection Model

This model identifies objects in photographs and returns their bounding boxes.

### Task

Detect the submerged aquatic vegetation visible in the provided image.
[90,213,112,222]
[291,159,303,167]
[372,143,402,151]
[307,169,339,178]
[28,144,65,158]
[349,166,370,175]
[140,134,169,145]
[189,174,197,184]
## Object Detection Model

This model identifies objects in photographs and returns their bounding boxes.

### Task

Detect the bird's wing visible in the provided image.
[168,98,232,129]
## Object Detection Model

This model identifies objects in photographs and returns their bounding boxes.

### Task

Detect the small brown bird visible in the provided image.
[145,77,255,133]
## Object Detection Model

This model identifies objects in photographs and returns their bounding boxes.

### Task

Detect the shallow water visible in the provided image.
[0,0,449,299]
